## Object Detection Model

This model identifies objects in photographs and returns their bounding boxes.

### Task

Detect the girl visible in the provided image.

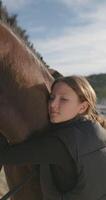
[0,76,106,200]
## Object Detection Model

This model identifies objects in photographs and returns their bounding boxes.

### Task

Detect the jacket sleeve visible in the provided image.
[0,133,77,192]
[0,133,72,166]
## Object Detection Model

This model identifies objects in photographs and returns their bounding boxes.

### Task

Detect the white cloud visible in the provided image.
[54,0,99,12]
[79,2,106,24]
[34,28,106,75]
[33,3,106,76]
[58,0,91,7]
[2,0,33,11]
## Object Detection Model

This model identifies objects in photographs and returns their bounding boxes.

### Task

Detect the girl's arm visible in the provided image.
[0,133,71,166]
[0,133,77,192]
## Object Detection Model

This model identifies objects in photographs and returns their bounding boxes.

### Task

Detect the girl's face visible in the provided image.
[48,82,88,123]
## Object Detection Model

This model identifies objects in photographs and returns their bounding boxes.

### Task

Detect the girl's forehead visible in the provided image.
[52,82,70,90]
[52,82,75,95]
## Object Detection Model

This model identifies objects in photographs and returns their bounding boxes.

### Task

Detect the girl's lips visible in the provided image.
[50,112,60,117]
[50,112,57,115]
[50,110,59,114]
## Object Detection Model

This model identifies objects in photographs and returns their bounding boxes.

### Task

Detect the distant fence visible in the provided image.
[97,104,106,116]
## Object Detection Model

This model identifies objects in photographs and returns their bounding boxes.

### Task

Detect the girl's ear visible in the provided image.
[79,101,89,114]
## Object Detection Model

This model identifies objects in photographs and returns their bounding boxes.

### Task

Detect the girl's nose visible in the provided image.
[50,98,58,109]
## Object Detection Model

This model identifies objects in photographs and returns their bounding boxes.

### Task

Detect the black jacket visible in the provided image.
[0,117,106,200]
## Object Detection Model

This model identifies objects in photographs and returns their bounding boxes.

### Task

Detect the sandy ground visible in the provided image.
[0,167,9,198]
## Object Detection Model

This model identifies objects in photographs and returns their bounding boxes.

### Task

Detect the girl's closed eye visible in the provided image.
[60,97,69,101]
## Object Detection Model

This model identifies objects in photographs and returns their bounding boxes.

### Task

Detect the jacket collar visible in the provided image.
[49,115,87,131]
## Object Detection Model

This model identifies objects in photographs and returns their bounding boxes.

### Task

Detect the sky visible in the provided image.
[2,0,106,76]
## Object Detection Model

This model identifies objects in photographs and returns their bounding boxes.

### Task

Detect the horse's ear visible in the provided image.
[48,68,63,79]
[0,42,10,55]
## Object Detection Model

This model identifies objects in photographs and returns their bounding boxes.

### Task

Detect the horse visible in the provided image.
[0,21,54,200]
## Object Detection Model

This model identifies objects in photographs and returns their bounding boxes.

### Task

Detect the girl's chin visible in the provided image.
[50,117,61,123]
[50,117,58,123]
[50,119,57,123]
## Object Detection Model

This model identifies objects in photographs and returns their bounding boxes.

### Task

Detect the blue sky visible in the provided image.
[2,0,106,76]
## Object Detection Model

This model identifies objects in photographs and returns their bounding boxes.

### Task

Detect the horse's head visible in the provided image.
[0,22,54,143]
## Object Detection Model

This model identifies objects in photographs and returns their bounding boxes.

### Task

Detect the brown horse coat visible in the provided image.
[0,21,54,200]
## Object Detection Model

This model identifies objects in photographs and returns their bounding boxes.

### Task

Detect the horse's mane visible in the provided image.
[0,20,53,88]
[0,19,47,67]
[0,18,38,55]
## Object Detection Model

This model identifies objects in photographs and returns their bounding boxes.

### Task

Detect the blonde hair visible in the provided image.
[51,75,106,129]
